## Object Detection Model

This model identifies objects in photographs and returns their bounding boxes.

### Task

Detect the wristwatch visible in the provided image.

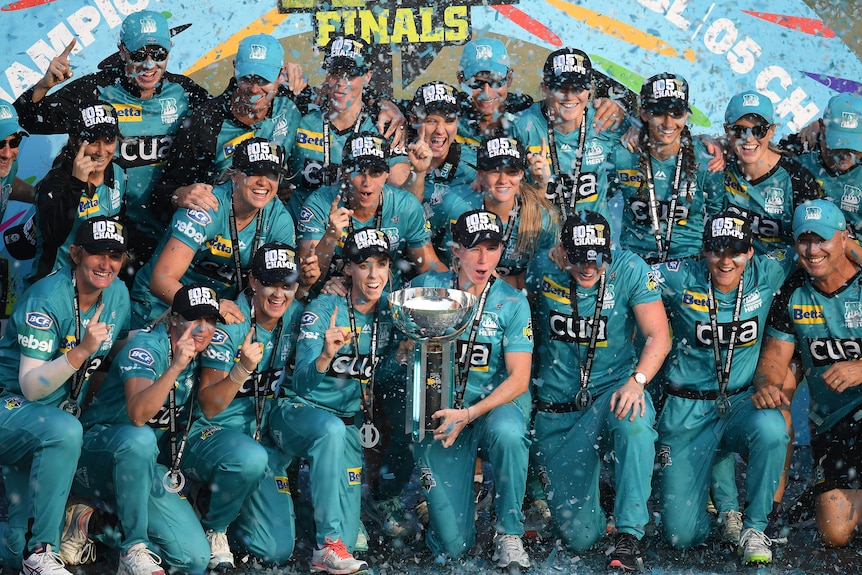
[632,371,648,387]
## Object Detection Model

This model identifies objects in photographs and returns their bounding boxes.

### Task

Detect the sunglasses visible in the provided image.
[465,75,507,90]
[0,134,23,150]
[727,123,771,140]
[127,46,169,64]
[648,109,687,120]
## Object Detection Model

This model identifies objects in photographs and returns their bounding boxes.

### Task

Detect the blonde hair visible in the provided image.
[515,181,559,257]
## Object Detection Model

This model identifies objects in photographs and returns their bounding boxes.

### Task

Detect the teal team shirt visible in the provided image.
[420,143,477,236]
[0,266,130,406]
[797,151,862,236]
[292,293,396,418]
[766,268,862,433]
[131,184,296,326]
[526,249,660,401]
[407,270,534,416]
[512,103,624,225]
[611,137,725,261]
[198,294,304,436]
[652,255,793,393]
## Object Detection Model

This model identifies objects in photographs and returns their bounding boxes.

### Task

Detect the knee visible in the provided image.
[112,426,158,461]
[661,521,706,549]
[484,419,529,453]
[163,539,210,575]
[749,415,789,451]
[311,415,349,448]
[40,412,83,448]
[818,523,854,548]
[231,442,268,482]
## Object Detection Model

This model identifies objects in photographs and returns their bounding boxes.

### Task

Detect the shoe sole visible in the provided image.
[608,557,645,572]
[310,564,369,575]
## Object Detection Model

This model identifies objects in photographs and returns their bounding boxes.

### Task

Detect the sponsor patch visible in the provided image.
[186,209,212,226]
[129,348,155,366]
[274,475,291,494]
[347,467,362,486]
[25,312,53,330]
[210,329,228,345]
[301,312,319,326]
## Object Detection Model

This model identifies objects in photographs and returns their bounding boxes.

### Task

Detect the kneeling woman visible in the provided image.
[269,228,398,575]
[408,209,534,570]
[74,285,222,575]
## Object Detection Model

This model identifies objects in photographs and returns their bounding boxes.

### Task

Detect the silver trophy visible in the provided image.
[389,287,477,442]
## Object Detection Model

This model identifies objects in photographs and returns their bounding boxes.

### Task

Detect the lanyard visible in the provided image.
[61,269,90,418]
[249,298,284,441]
[228,202,264,298]
[342,185,384,236]
[163,336,196,492]
[322,105,366,187]
[346,286,380,423]
[707,271,744,417]
[544,104,587,218]
[452,274,496,410]
[644,151,685,263]
[570,272,606,409]
[483,195,520,276]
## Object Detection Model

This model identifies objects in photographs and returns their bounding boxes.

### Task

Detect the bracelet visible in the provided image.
[229,363,252,385]
[466,406,472,423]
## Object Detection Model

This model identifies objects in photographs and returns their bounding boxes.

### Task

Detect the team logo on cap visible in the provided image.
[552,53,587,76]
[485,137,520,159]
[329,36,361,60]
[710,216,746,239]
[188,286,217,308]
[742,93,760,107]
[464,211,500,235]
[139,17,158,34]
[91,220,125,245]
[650,77,686,101]
[805,206,823,220]
[353,229,388,250]
[0,105,12,120]
[569,223,607,247]
[474,43,494,61]
[421,83,457,105]
[265,248,297,271]
[80,105,117,129]
[841,111,859,129]
[351,136,385,159]
[249,44,268,60]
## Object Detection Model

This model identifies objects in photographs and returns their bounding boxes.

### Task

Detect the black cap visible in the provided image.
[73,217,127,253]
[232,138,286,176]
[543,48,592,91]
[342,228,392,264]
[452,209,504,248]
[639,73,692,114]
[342,132,390,173]
[562,211,613,265]
[251,242,299,285]
[322,34,369,75]
[172,284,224,322]
[72,101,119,141]
[3,214,36,261]
[476,136,525,172]
[411,82,460,118]
[703,210,753,253]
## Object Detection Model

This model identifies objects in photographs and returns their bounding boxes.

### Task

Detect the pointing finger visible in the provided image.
[77,141,89,158]
[60,39,77,58]
[329,306,339,329]
[90,303,104,324]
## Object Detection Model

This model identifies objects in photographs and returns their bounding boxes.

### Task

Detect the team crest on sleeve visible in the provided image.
[299,207,314,224]
[523,318,533,341]
[665,261,680,272]
[210,329,228,345]
[4,397,22,410]
[186,209,212,226]
[420,467,436,491]
[128,348,155,366]
[25,312,53,330]
[301,312,319,326]
[646,271,660,291]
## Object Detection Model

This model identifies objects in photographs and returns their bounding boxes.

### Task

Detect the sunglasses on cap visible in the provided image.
[0,134,23,151]
[465,75,507,91]
[727,123,771,140]
[127,46,169,64]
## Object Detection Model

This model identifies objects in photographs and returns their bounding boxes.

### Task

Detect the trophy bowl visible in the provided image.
[389,287,477,341]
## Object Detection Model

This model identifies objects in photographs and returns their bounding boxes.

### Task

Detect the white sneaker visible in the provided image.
[738,528,772,564]
[58,501,96,565]
[117,543,164,575]
[311,538,368,574]
[719,509,743,544]
[206,530,235,569]
[492,533,530,569]
[21,545,72,575]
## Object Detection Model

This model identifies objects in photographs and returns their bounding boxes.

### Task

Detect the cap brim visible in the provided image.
[347,158,390,173]
[80,125,119,141]
[0,125,27,141]
[703,238,751,254]
[80,240,126,254]
[324,57,368,76]
[477,156,525,172]
[462,62,509,81]
[825,129,862,153]
[565,246,612,265]
[180,305,226,323]
[544,76,590,91]
[256,269,299,285]
[234,63,280,83]
[793,223,841,242]
[345,246,392,264]
[459,232,503,248]
[642,100,691,114]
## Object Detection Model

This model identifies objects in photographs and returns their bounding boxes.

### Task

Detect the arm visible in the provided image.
[10,178,33,203]
[751,335,796,409]
[406,243,448,275]
[148,238,196,308]
[198,328,261,419]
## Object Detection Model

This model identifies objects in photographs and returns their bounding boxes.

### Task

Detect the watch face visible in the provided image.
[634,372,647,385]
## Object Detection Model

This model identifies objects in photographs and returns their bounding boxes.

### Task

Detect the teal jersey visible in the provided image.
[198,294,304,436]
[0,265,130,407]
[723,154,822,257]
[285,109,408,222]
[766,269,862,433]
[526,249,660,400]
[131,184,296,325]
[426,182,477,254]
[81,324,199,441]
[512,103,624,224]
[293,293,395,418]
[652,255,793,393]
[797,151,862,236]
[297,182,431,286]
[407,270,534,415]
[440,192,559,276]
[611,137,725,261]
[101,80,195,240]
[420,143,477,235]
[0,157,18,221]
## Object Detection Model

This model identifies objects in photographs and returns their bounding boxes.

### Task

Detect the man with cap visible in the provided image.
[186,242,315,568]
[752,199,862,548]
[132,137,298,329]
[458,40,632,150]
[154,32,307,221]
[278,228,400,574]
[403,209,534,569]
[73,284,222,575]
[609,72,725,263]
[0,216,131,572]
[27,101,126,284]
[513,47,633,224]
[0,100,32,220]
[650,210,794,563]
[525,210,669,571]
[297,131,443,292]
[14,10,212,275]
[284,34,409,223]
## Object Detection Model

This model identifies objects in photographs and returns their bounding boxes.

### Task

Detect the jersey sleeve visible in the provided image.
[292,298,332,396]
[13,296,63,361]
[401,192,432,248]
[201,325,241,372]
[501,287,534,354]
[296,187,335,241]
